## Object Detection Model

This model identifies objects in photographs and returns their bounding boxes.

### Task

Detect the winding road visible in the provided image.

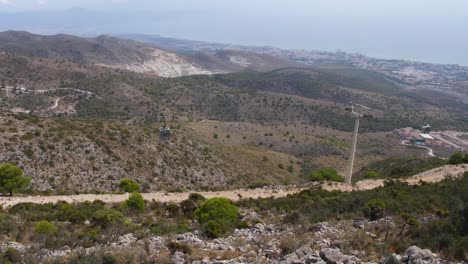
[402,140,437,158]
[0,165,466,208]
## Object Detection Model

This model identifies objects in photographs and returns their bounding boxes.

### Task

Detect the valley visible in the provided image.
[1,32,467,193]
[0,30,467,263]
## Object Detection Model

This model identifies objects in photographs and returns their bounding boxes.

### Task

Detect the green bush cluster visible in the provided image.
[9,201,105,223]
[150,220,191,236]
[359,157,447,179]
[195,197,239,238]
[122,192,145,211]
[119,178,140,193]
[362,171,380,179]
[4,247,21,263]
[448,152,468,165]
[309,168,344,182]
[34,220,58,235]
[180,193,206,218]
[92,209,126,227]
[363,199,387,220]
[0,212,17,235]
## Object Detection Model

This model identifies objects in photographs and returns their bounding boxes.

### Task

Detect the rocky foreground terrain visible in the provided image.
[0,216,457,264]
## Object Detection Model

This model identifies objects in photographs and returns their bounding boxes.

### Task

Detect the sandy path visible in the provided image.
[0,187,309,209]
[323,164,467,192]
[1,165,466,208]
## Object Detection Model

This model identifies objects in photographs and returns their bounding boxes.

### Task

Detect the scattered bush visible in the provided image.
[188,193,205,203]
[363,199,387,221]
[195,197,239,238]
[123,192,145,211]
[362,170,380,179]
[360,157,447,179]
[92,209,125,227]
[4,247,21,263]
[180,193,206,218]
[34,220,58,235]
[0,212,17,235]
[282,211,301,224]
[448,152,468,165]
[309,168,344,182]
[102,253,118,264]
[119,178,140,193]
[203,220,225,238]
[150,220,191,236]
[180,199,197,218]
[167,241,192,254]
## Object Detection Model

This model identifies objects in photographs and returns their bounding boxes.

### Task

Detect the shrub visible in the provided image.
[180,193,206,218]
[448,152,468,165]
[165,203,180,217]
[0,212,17,235]
[188,193,205,203]
[363,199,387,221]
[282,211,301,224]
[92,209,125,227]
[57,203,86,223]
[180,199,197,218]
[362,171,380,179]
[102,253,118,264]
[150,220,191,236]
[309,168,344,182]
[195,197,238,238]
[123,192,145,211]
[119,178,140,193]
[167,241,192,254]
[34,220,58,235]
[360,157,447,179]
[4,247,21,263]
[203,220,224,238]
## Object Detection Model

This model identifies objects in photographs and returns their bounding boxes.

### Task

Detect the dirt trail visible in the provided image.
[0,187,309,209]
[323,164,467,192]
[1,165,466,208]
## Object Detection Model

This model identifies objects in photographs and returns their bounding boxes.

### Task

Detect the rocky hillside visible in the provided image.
[0,31,302,77]
[0,113,307,193]
[0,52,460,193]
[0,219,448,264]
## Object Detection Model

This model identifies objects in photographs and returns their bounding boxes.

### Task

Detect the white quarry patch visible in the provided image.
[97,49,215,77]
[229,55,252,67]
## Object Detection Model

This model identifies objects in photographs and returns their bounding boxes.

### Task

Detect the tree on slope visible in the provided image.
[0,163,31,196]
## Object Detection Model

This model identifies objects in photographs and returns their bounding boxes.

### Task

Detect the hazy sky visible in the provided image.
[1,0,467,65]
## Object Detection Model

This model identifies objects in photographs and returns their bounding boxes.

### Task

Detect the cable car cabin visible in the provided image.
[159,127,171,141]
[410,138,426,144]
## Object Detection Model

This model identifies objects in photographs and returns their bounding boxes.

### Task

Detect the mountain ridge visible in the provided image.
[0,30,305,77]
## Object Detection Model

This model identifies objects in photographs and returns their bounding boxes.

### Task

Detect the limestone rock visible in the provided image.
[172,251,185,264]
[402,246,434,264]
[319,248,348,264]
